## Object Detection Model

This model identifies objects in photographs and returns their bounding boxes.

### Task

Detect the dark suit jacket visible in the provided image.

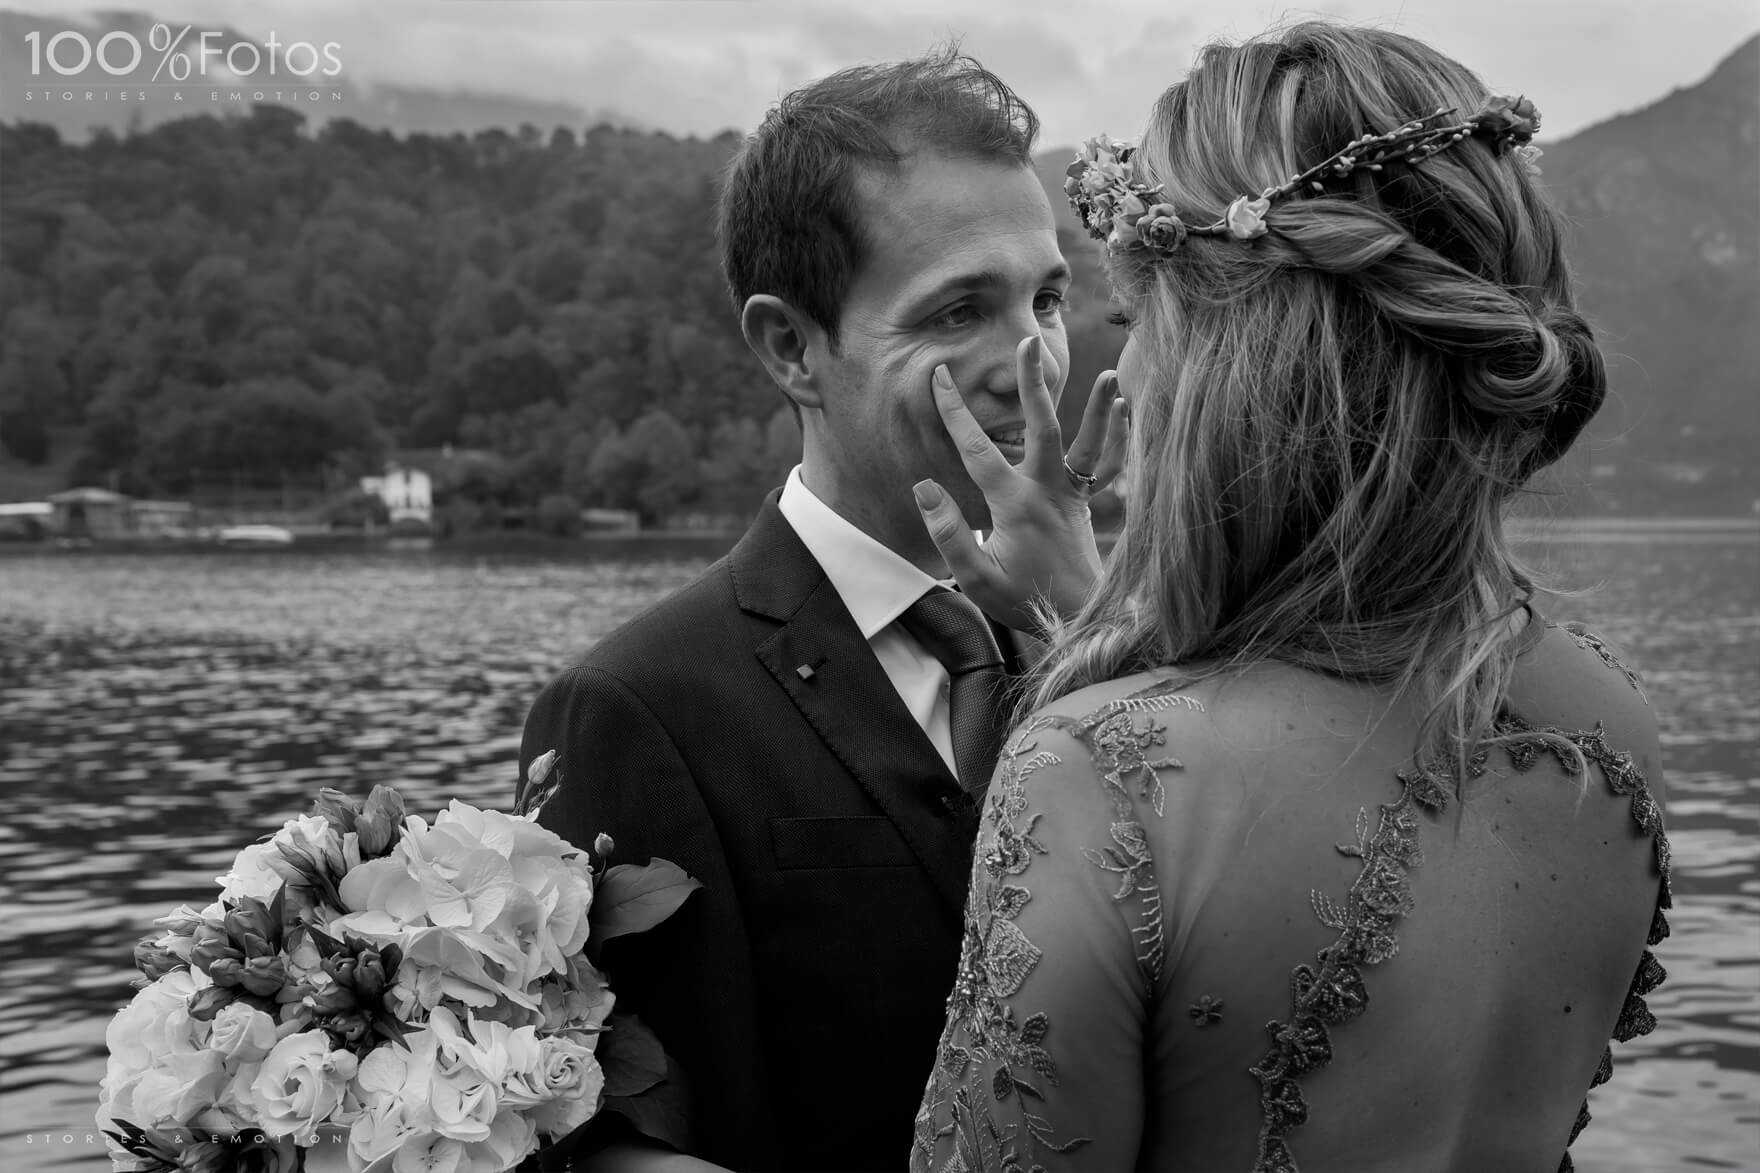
[518,493,1022,1171]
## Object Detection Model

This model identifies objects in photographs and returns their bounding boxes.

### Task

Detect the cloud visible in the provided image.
[36,0,1753,141]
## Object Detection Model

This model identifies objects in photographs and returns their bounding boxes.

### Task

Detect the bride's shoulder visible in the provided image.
[999,669,1224,813]
[1508,611,1660,759]
[1032,665,1216,716]
[1024,660,1326,749]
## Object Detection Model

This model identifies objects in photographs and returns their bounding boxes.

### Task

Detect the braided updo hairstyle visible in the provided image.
[1030,22,1608,783]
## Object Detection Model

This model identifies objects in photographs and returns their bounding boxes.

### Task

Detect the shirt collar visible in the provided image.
[778,465,948,640]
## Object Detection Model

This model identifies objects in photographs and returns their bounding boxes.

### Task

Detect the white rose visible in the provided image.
[527,1034,604,1140]
[210,1003,279,1069]
[247,1032,358,1143]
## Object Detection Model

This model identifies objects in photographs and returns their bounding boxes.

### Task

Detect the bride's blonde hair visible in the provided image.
[1030,23,1607,781]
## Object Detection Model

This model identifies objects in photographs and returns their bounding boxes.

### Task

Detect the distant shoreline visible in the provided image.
[2,515,1756,557]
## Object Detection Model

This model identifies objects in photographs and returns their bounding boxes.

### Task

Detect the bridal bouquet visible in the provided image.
[97,751,698,1172]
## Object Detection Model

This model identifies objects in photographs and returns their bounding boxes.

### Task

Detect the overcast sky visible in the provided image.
[29,0,1760,146]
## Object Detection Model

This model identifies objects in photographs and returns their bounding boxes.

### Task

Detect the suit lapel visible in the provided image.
[732,495,976,921]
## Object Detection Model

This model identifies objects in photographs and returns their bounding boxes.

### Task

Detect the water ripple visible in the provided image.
[0,537,1753,1171]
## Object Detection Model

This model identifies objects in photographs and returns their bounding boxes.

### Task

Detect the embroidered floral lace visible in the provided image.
[911,638,1670,1173]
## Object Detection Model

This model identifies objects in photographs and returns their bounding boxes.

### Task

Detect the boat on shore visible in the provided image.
[214,524,296,547]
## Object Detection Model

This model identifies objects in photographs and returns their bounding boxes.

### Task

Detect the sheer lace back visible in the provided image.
[912,627,1670,1173]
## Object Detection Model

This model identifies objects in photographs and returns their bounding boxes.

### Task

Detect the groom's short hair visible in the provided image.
[717,47,1039,348]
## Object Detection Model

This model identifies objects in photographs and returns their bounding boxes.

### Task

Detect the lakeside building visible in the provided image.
[48,487,132,539]
[30,488,200,540]
[359,464,434,526]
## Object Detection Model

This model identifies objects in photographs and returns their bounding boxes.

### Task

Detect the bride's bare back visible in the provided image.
[912,616,1667,1173]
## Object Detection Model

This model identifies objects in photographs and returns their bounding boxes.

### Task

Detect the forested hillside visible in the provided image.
[2,35,1754,523]
[0,111,802,524]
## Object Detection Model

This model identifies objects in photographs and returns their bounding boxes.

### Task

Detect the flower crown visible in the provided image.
[1066,95,1543,256]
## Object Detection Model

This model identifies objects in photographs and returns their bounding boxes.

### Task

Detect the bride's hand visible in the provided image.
[913,335,1128,632]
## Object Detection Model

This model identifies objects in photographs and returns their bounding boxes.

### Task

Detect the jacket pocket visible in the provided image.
[769,816,917,870]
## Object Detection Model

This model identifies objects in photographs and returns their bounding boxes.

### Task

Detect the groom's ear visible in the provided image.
[741,295,825,411]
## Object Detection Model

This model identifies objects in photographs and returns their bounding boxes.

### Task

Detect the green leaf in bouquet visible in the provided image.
[372,1004,419,1051]
[601,1051,695,1158]
[589,860,702,942]
[101,1119,179,1171]
[597,1012,669,1097]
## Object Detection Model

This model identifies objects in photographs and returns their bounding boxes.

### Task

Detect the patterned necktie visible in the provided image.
[896,587,1010,796]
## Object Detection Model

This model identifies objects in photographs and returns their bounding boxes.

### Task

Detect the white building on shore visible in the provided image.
[360,464,434,526]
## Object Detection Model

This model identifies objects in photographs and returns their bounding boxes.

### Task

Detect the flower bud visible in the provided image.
[207,956,246,986]
[331,1010,371,1044]
[239,955,288,997]
[310,789,361,833]
[225,899,279,950]
[354,951,389,1001]
[527,750,559,788]
[355,786,405,857]
[134,937,187,981]
[192,933,244,972]
[306,983,357,1015]
[187,984,237,1022]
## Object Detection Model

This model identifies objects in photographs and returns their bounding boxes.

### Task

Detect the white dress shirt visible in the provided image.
[778,466,958,774]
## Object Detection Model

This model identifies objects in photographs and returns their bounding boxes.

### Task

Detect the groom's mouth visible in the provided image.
[985,426,1026,464]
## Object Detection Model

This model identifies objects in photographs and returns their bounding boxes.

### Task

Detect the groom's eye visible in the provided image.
[931,304,980,329]
[1034,290,1067,317]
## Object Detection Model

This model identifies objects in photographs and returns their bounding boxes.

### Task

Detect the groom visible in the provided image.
[517,48,1072,1171]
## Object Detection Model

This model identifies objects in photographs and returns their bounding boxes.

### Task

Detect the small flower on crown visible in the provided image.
[1223,196,1271,241]
[1065,91,1545,260]
[1066,136,1209,257]
[1067,137,1167,251]
[1477,93,1542,151]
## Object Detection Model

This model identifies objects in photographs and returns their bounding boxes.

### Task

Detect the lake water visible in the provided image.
[1,529,1755,1172]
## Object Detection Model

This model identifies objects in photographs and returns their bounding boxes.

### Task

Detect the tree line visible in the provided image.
[0,106,1125,529]
[0,108,814,527]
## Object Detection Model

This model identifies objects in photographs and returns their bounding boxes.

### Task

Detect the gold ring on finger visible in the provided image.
[1063,458,1098,492]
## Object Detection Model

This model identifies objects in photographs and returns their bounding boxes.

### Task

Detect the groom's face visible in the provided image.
[805,150,1070,559]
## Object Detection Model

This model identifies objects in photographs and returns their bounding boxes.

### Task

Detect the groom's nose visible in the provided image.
[971,331,1056,402]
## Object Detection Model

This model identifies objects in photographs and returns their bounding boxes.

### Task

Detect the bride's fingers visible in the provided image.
[1017,335,1064,483]
[913,479,993,591]
[1088,398,1129,491]
[929,364,1013,495]
[1061,369,1118,482]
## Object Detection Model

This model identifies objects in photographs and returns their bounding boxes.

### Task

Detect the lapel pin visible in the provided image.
[795,663,816,681]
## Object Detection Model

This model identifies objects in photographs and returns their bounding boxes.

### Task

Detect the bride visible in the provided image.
[908,21,1669,1173]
